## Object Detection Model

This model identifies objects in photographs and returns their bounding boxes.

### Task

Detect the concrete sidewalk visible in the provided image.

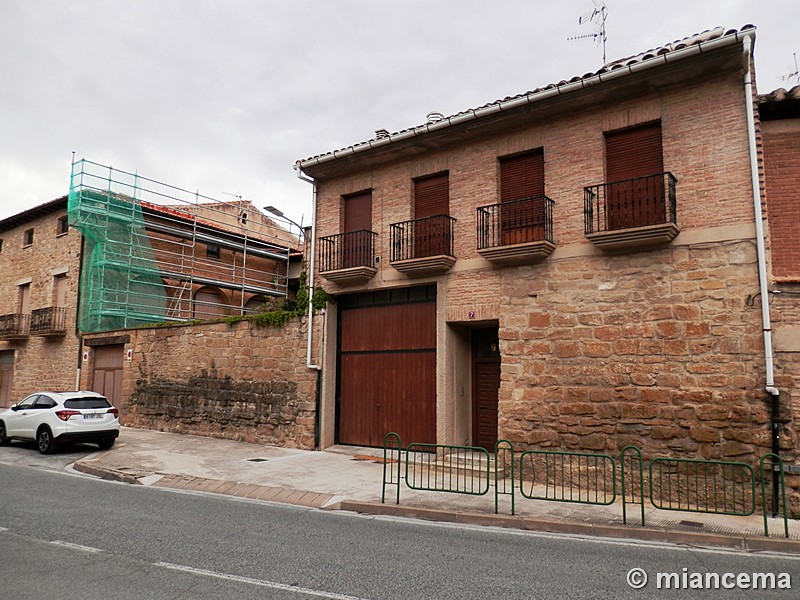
[73,427,800,553]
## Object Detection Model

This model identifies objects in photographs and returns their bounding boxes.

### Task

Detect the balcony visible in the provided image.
[390,215,456,276]
[584,172,679,252]
[30,307,68,336]
[477,196,556,265]
[318,230,378,283]
[0,313,30,340]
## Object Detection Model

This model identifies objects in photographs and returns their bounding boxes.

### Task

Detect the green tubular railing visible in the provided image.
[405,443,491,495]
[620,446,645,526]
[519,450,617,506]
[759,453,789,538]
[381,432,403,505]
[649,457,756,516]
[494,440,515,515]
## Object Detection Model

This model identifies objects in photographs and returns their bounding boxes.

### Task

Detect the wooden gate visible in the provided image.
[337,287,436,447]
[0,350,14,408]
[91,345,124,408]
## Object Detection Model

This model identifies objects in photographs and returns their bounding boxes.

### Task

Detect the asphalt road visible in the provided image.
[0,456,798,599]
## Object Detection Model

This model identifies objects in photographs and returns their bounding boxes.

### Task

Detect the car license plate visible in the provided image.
[83,414,102,420]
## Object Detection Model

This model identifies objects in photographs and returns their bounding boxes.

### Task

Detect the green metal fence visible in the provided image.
[519,450,617,506]
[381,433,516,514]
[649,457,756,516]
[379,434,790,537]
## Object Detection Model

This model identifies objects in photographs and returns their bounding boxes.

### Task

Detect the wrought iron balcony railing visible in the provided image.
[477,195,555,250]
[0,313,30,339]
[584,172,677,234]
[30,307,68,336]
[390,214,456,262]
[318,230,378,273]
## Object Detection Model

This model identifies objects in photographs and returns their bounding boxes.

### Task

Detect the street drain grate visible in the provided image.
[247,458,269,463]
[679,520,704,529]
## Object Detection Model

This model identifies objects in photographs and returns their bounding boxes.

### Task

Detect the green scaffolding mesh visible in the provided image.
[68,160,169,332]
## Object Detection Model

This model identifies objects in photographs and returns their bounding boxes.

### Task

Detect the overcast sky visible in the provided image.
[1,1,797,229]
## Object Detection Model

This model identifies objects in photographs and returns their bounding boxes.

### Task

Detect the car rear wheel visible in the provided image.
[0,421,9,446]
[97,438,115,450]
[37,427,56,455]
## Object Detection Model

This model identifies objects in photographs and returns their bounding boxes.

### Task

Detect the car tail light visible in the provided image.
[107,408,119,419]
[55,410,81,422]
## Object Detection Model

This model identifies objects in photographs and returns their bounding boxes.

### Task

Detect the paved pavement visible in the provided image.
[73,426,800,553]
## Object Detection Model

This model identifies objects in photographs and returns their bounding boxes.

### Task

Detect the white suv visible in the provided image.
[0,391,120,454]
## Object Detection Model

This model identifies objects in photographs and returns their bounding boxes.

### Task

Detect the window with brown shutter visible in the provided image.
[499,150,546,244]
[414,173,449,257]
[342,190,373,268]
[604,122,665,230]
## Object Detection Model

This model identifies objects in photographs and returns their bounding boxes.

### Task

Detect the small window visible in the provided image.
[57,215,69,236]
[240,212,248,225]
[23,228,34,246]
[206,243,220,259]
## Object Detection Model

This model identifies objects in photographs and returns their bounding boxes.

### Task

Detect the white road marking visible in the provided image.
[155,562,372,600]
[50,540,102,553]
[0,526,8,532]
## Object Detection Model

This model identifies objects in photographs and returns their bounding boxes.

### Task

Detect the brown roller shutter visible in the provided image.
[604,123,665,229]
[344,191,372,232]
[605,123,663,182]
[414,173,449,218]
[500,150,544,201]
[342,191,373,268]
[414,173,450,257]
[499,150,546,244]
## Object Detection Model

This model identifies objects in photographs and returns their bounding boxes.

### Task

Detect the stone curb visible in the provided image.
[338,500,800,554]
[73,461,142,485]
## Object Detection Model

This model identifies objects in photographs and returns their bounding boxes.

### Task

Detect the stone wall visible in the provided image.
[83,317,317,449]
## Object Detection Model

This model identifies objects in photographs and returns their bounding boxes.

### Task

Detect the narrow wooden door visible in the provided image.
[414,173,449,258]
[472,328,500,451]
[91,345,124,409]
[500,150,545,245]
[0,350,14,408]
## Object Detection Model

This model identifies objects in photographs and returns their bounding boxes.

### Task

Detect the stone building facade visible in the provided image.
[0,197,83,406]
[297,27,798,509]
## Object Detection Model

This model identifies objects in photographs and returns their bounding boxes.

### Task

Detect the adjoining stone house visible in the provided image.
[296,25,798,503]
[0,197,82,406]
[0,192,299,411]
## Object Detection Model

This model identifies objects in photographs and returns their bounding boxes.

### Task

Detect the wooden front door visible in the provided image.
[337,287,437,447]
[91,345,124,409]
[0,350,14,408]
[472,328,500,451]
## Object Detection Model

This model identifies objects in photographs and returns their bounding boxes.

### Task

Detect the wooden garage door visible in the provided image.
[337,287,436,447]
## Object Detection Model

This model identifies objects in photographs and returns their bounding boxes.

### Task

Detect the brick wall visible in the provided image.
[81,318,317,449]
[763,119,800,281]
[0,205,82,404]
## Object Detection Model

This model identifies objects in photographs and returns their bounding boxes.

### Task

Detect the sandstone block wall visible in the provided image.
[0,203,82,404]
[83,318,317,449]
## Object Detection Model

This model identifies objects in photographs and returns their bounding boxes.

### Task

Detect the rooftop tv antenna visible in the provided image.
[778,52,799,85]
[568,0,609,64]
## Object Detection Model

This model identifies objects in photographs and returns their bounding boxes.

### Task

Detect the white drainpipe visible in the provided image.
[294,165,321,371]
[742,32,780,399]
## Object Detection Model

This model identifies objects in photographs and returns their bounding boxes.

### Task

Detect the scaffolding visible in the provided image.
[68,158,294,334]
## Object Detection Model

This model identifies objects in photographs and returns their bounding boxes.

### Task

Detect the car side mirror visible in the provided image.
[10,404,18,411]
